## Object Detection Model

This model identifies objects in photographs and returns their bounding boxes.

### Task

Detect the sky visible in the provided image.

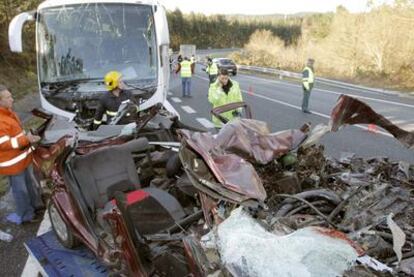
[159,0,394,15]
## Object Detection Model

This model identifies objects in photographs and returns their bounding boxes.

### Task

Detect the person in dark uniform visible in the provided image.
[92,71,135,129]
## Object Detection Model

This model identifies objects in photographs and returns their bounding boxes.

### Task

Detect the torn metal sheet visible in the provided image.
[387,214,406,264]
[179,119,308,202]
[356,255,393,273]
[180,118,307,165]
[340,184,412,232]
[330,95,414,149]
[400,257,414,275]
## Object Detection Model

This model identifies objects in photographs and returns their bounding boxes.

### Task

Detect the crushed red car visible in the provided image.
[30,95,414,276]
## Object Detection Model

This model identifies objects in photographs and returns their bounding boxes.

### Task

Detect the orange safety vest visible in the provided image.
[0,107,32,175]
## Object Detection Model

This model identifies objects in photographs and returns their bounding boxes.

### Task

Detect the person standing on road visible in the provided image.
[208,69,243,128]
[175,57,194,97]
[205,58,219,84]
[0,85,43,225]
[302,58,315,113]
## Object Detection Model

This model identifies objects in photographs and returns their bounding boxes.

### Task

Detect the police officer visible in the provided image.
[208,69,243,128]
[205,58,219,84]
[175,57,194,97]
[302,58,315,113]
[92,71,135,129]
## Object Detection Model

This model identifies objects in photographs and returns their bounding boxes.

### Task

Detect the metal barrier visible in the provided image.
[237,65,399,95]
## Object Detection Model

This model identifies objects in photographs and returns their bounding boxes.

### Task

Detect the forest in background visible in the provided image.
[229,2,414,91]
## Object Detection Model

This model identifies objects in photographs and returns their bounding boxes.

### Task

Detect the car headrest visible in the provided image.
[114,137,149,153]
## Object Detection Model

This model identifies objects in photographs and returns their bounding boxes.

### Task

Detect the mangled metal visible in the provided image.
[330,95,414,149]
[301,95,414,150]
[176,95,414,276]
[30,93,414,275]
[178,119,309,204]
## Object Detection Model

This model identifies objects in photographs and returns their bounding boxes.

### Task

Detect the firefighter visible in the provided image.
[92,71,135,129]
[302,58,315,113]
[0,85,43,224]
[208,69,243,128]
[205,58,219,84]
[175,57,194,97]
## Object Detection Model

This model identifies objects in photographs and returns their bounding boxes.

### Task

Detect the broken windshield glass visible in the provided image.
[37,3,158,84]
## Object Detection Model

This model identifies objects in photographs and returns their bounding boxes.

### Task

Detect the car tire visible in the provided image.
[48,201,80,248]
[233,71,237,76]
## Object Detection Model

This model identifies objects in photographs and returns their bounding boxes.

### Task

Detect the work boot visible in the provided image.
[6,213,22,225]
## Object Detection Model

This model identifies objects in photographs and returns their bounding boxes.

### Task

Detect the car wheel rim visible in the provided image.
[50,204,69,242]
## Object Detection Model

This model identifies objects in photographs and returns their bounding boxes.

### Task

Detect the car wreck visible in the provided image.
[30,95,413,276]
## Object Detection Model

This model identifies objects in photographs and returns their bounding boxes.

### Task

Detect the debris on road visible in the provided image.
[0,229,13,242]
[26,95,413,276]
[330,95,414,149]
[177,95,414,276]
[205,208,359,277]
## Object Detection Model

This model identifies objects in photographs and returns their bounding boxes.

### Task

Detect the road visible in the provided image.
[169,65,414,163]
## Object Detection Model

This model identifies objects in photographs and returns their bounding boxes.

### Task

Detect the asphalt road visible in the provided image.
[169,65,414,163]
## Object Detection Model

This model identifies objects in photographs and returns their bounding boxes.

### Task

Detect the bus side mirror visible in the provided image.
[9,11,36,53]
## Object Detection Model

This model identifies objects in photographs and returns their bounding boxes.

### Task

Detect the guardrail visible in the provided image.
[237,65,401,95]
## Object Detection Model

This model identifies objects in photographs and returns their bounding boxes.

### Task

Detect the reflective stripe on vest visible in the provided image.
[303,66,315,83]
[0,132,24,149]
[0,147,32,168]
[180,61,192,78]
[106,110,117,116]
[11,132,24,149]
[0,135,10,144]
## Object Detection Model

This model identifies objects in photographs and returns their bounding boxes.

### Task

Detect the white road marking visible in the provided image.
[171,97,182,103]
[240,74,414,109]
[181,105,197,114]
[194,74,399,137]
[197,118,215,129]
[239,74,281,85]
[21,212,51,277]
[167,92,173,96]
[239,89,392,137]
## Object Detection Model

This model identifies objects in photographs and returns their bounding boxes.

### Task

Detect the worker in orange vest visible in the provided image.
[0,85,42,224]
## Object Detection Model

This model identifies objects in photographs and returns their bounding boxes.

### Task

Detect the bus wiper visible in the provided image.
[41,78,103,96]
[123,82,157,94]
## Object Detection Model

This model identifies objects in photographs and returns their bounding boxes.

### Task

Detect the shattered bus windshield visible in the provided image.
[37,4,157,85]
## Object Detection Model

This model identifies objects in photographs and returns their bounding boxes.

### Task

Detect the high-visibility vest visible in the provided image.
[302,66,315,84]
[0,107,32,175]
[180,61,192,78]
[207,63,218,75]
[208,80,243,127]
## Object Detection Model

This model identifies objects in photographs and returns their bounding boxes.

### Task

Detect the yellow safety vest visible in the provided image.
[302,66,314,83]
[208,80,243,127]
[180,61,192,78]
[207,63,218,75]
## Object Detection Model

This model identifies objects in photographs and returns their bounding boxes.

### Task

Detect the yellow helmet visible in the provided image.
[104,71,122,91]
